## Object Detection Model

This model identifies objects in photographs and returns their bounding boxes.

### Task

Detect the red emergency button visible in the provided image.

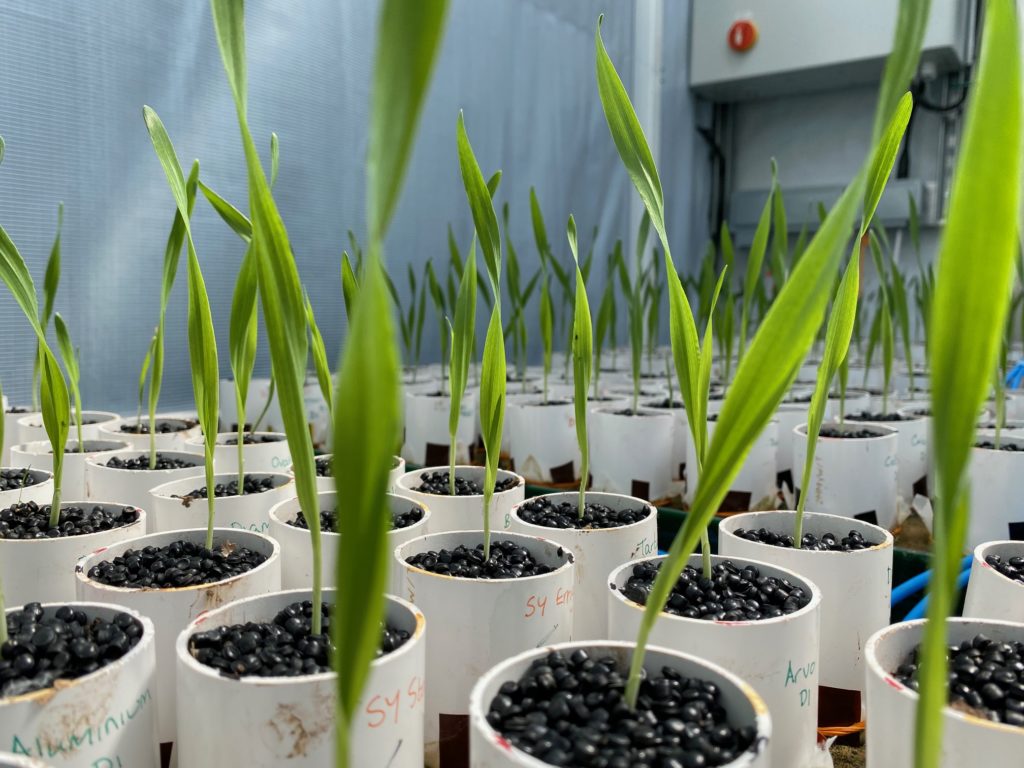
[727,20,758,52]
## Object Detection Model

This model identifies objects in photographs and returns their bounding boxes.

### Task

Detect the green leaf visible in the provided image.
[341,251,359,323]
[449,240,477,485]
[540,275,554,398]
[457,112,501,296]
[229,246,259,431]
[530,186,551,269]
[41,203,63,327]
[862,93,913,233]
[53,313,82,449]
[740,163,776,360]
[772,179,788,277]
[486,170,502,199]
[199,180,252,241]
[137,329,156,425]
[915,2,1021,766]
[305,293,334,419]
[908,191,921,262]
[567,215,592,514]
[270,132,279,187]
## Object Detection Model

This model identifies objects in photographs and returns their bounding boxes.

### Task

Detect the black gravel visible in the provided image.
[177,475,277,503]
[818,426,880,439]
[0,502,140,540]
[620,560,812,621]
[986,554,1024,585]
[223,434,285,445]
[315,456,332,477]
[486,648,758,767]
[976,441,1023,451]
[787,393,814,404]
[413,471,519,496]
[613,409,663,417]
[406,539,559,579]
[646,398,685,409]
[105,453,200,471]
[118,420,192,434]
[0,469,42,492]
[0,603,144,698]
[188,600,409,679]
[893,634,1024,728]
[732,527,879,552]
[847,411,909,422]
[287,505,424,533]
[517,497,650,530]
[4,406,31,414]
[87,539,268,589]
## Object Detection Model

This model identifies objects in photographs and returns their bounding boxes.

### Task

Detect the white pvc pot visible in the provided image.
[0,602,158,767]
[175,589,426,767]
[846,412,929,501]
[719,510,893,692]
[608,554,822,767]
[183,431,291,474]
[0,503,148,606]
[866,618,1024,767]
[402,389,478,467]
[10,440,129,501]
[508,492,657,641]
[147,472,295,535]
[84,449,204,513]
[395,530,575,767]
[0,469,54,510]
[218,377,283,433]
[16,411,119,446]
[505,397,579,484]
[962,540,1024,623]
[0,755,50,767]
[792,422,898,529]
[96,416,200,453]
[75,528,281,747]
[642,399,688,484]
[268,491,430,591]
[303,453,402,493]
[394,466,525,534]
[590,408,675,501]
[689,419,778,511]
[469,641,772,767]
[966,436,1024,546]
[2,409,37,466]
[775,393,870,488]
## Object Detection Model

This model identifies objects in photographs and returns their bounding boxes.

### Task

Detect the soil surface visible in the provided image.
[986,553,1024,585]
[732,527,879,552]
[818,426,880,439]
[847,411,908,422]
[178,475,277,502]
[0,502,140,539]
[87,539,267,588]
[0,468,43,492]
[118,420,193,434]
[315,456,332,477]
[105,453,200,471]
[406,539,557,579]
[288,506,424,533]
[222,434,285,445]
[413,470,519,496]
[516,497,650,530]
[975,441,1023,451]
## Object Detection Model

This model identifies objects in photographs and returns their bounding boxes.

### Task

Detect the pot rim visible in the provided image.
[183,431,289,448]
[267,490,432,538]
[0,502,148,547]
[0,468,53,485]
[0,601,154,707]
[395,466,524,499]
[148,471,294,501]
[11,438,130,456]
[608,552,823,626]
[84,448,205,472]
[794,422,898,440]
[74,527,281,594]
[98,415,198,434]
[718,509,894,555]
[395,528,575,584]
[15,410,120,429]
[971,433,1024,453]
[972,540,1024,590]
[175,589,425,687]
[590,405,675,419]
[508,492,656,536]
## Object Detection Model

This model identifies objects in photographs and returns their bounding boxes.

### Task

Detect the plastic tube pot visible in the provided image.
[394,467,525,534]
[300,453,402,494]
[84,449,205,513]
[268,491,430,591]
[395,530,575,768]
[507,492,657,641]
[642,399,688,488]
[719,510,893,692]
[0,755,50,767]
[0,503,148,605]
[146,472,295,536]
[688,419,778,512]
[3,409,36,466]
[0,469,54,510]
[590,408,675,502]
[792,422,898,529]
[966,436,1024,546]
[469,640,772,768]
[865,618,1024,767]
[402,389,478,467]
[16,411,119,446]
[0,602,158,767]
[846,412,929,501]
[183,431,291,474]
[962,541,1024,623]
[605,384,669,402]
[74,528,281,748]
[505,396,579,484]
[10,440,129,502]
[96,416,200,453]
[607,554,822,767]
[175,589,426,767]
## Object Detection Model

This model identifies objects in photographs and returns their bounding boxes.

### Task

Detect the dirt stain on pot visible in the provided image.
[265,690,333,758]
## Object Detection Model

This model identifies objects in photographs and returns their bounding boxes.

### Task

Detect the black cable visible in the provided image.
[697,117,726,246]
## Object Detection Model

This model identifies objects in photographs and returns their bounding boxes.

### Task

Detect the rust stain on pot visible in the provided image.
[265,690,333,758]
[34,668,117,756]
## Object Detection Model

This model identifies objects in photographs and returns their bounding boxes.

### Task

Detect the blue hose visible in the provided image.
[891,554,973,605]
[902,566,972,620]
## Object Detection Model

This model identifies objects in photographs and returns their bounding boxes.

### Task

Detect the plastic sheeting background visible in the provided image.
[0,0,700,412]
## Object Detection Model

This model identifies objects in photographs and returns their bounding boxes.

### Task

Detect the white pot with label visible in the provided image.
[590,408,675,502]
[865,618,1024,767]
[966,435,1024,546]
[402,389,478,467]
[268,490,430,591]
[75,528,281,750]
[84,449,205,512]
[962,540,1024,623]
[469,641,772,767]
[719,510,893,692]
[608,554,822,767]
[147,472,295,535]
[0,602,158,767]
[395,530,575,768]
[505,396,579,484]
[96,416,200,453]
[2,408,37,466]
[792,422,898,529]
[689,418,778,512]
[0,502,148,605]
[642,398,688,487]
[16,411,119,446]
[0,469,53,510]
[507,492,657,641]
[175,589,426,768]
[845,411,929,501]
[394,466,525,534]
[10,440,129,502]
[183,431,291,474]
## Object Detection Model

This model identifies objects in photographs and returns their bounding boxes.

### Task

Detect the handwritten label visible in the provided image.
[271,456,293,469]
[784,659,816,708]
[365,676,425,728]
[632,537,656,558]
[525,587,573,619]
[230,520,270,534]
